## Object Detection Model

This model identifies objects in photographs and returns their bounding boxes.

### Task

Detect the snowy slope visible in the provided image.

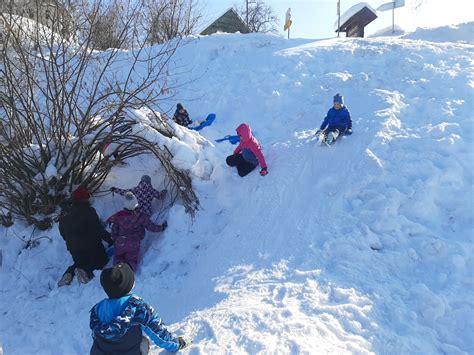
[0,23,473,354]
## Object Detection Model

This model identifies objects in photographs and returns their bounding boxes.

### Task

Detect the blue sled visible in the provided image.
[215,135,240,144]
[189,113,216,131]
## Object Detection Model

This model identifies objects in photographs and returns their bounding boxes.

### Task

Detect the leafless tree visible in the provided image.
[145,0,203,45]
[82,0,134,50]
[0,0,199,229]
[239,0,279,34]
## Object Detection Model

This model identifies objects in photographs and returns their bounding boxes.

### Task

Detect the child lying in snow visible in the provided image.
[90,263,188,354]
[108,192,167,271]
[110,175,167,217]
[226,123,268,177]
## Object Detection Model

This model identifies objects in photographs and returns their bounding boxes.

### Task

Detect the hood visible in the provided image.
[92,295,134,340]
[236,123,252,142]
[96,295,132,323]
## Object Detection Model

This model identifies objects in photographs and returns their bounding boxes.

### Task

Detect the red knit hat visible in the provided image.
[73,187,91,201]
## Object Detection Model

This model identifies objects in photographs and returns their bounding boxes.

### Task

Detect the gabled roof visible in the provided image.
[335,2,377,32]
[200,8,250,36]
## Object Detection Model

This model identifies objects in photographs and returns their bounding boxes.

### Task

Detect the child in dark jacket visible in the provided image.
[111,175,166,216]
[90,263,187,354]
[226,123,268,177]
[58,187,113,287]
[108,192,167,271]
[317,94,353,145]
[173,103,192,127]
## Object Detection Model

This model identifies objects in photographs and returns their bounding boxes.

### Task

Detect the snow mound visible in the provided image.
[369,25,406,38]
[0,27,473,354]
[402,21,474,43]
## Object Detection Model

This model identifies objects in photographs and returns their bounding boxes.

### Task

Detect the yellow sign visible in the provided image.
[284,8,292,31]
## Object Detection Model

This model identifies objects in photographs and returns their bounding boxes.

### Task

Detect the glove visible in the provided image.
[178,337,187,350]
[346,128,353,135]
[110,187,116,192]
[260,167,268,176]
[161,221,168,231]
[160,189,168,198]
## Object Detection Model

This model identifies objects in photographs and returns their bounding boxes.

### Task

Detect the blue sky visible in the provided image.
[201,0,474,39]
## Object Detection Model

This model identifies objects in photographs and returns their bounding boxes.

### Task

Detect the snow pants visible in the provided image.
[323,125,347,141]
[64,244,108,278]
[113,237,141,271]
[226,154,257,177]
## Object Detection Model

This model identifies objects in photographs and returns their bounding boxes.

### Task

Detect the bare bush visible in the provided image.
[239,0,279,34]
[145,0,202,45]
[0,1,199,229]
[82,0,134,50]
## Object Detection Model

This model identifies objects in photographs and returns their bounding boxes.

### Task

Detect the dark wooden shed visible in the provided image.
[200,8,250,36]
[335,3,377,38]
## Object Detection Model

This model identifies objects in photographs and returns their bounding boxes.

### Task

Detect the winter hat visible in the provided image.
[140,175,151,184]
[100,263,135,299]
[333,93,344,105]
[177,103,184,110]
[72,187,90,201]
[124,192,139,210]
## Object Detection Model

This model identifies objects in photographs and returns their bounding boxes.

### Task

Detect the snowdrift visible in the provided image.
[0,23,473,354]
[402,21,474,44]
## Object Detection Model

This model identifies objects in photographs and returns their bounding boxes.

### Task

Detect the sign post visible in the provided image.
[246,0,249,27]
[337,0,341,37]
[377,0,405,33]
[284,8,292,39]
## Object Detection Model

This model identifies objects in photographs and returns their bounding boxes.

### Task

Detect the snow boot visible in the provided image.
[75,268,92,284]
[58,272,73,287]
[325,132,334,146]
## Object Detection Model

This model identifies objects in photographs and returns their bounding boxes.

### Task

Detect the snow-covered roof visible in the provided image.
[199,7,249,35]
[334,2,377,30]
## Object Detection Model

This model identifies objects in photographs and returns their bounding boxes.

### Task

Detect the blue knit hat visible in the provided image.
[333,93,344,105]
[140,175,151,184]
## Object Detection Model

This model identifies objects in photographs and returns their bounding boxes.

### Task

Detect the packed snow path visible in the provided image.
[0,25,473,354]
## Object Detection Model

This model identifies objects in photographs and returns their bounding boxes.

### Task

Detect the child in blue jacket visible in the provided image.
[317,94,353,145]
[90,263,187,354]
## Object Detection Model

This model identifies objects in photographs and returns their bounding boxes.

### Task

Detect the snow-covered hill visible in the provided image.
[0,23,473,354]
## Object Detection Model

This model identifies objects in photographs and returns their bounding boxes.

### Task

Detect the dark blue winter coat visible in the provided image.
[320,106,352,131]
[90,295,180,354]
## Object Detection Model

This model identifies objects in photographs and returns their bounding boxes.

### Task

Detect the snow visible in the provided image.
[402,22,474,44]
[0,13,61,45]
[370,22,474,44]
[335,2,378,30]
[1,22,474,354]
[369,25,406,37]
[44,164,58,179]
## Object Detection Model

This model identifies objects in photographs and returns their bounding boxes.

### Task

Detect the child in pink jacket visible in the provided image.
[109,192,167,271]
[226,123,268,177]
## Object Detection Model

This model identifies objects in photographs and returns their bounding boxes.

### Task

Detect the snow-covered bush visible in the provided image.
[0,8,198,229]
